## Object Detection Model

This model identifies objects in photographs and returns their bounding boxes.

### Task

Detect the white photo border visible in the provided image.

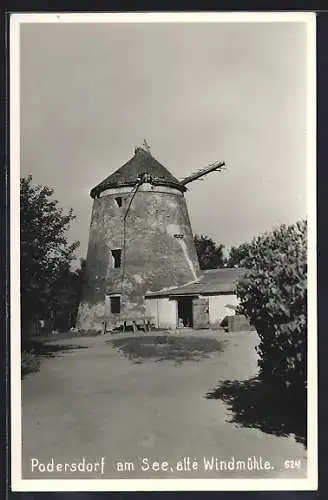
[10,11,317,492]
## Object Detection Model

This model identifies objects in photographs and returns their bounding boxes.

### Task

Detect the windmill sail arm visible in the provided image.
[180,161,225,186]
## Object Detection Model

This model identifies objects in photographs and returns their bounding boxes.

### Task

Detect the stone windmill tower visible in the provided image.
[76,143,224,331]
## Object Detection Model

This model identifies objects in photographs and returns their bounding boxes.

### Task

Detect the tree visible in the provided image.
[20,175,79,334]
[235,220,307,400]
[227,242,252,268]
[47,260,86,332]
[194,234,225,270]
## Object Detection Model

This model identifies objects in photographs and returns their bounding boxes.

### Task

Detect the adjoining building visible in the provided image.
[145,267,245,330]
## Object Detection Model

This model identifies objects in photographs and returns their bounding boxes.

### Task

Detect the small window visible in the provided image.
[110,296,120,314]
[115,197,123,208]
[111,249,122,268]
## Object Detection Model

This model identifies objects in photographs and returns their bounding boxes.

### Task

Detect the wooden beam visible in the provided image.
[181,161,225,186]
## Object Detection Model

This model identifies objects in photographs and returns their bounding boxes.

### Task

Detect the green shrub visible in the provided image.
[21,349,41,377]
[236,220,307,396]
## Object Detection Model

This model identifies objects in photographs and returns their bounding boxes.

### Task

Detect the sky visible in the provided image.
[20,18,309,263]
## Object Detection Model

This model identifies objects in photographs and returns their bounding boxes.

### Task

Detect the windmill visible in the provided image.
[77,145,227,332]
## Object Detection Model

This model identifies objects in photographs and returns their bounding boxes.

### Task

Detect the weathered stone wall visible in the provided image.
[77,184,201,331]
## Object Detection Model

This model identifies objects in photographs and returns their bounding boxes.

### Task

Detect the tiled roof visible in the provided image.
[90,147,185,198]
[145,267,245,297]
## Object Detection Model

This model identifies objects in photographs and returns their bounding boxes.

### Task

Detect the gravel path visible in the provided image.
[21,330,307,479]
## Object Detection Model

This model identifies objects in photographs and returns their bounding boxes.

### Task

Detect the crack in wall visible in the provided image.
[166,223,198,281]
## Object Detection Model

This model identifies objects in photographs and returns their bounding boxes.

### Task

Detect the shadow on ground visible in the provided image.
[30,330,101,343]
[206,376,307,447]
[23,340,89,358]
[21,340,89,379]
[110,335,227,366]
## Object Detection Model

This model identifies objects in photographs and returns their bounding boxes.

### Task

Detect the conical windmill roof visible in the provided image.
[90,147,186,198]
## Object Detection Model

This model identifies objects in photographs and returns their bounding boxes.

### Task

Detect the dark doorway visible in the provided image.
[177,297,194,327]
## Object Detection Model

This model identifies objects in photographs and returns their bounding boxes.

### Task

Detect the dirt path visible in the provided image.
[22,330,307,479]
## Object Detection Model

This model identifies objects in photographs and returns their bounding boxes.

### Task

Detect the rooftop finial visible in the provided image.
[142,138,151,154]
[135,139,151,155]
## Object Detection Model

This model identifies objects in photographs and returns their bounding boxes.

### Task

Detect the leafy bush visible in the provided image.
[21,349,41,377]
[235,220,307,397]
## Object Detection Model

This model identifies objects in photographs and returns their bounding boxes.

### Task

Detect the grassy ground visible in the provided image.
[21,329,307,479]
[110,334,227,365]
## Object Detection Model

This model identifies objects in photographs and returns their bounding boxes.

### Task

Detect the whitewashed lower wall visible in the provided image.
[145,298,158,327]
[145,298,177,329]
[208,294,239,325]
